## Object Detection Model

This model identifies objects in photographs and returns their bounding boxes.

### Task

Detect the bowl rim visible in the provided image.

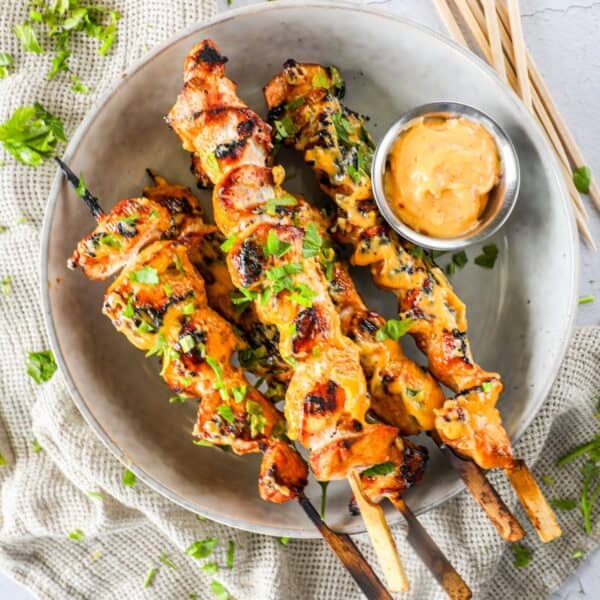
[370,101,521,250]
[39,0,579,538]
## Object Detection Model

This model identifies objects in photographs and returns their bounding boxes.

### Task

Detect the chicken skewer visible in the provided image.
[264,61,560,542]
[147,169,471,599]
[166,39,437,593]
[60,159,397,600]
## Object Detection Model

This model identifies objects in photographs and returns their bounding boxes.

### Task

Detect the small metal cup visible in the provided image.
[371,102,520,251]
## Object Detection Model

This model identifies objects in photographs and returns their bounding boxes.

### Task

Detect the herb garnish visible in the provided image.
[232,385,247,404]
[69,529,84,541]
[26,350,57,383]
[202,562,219,575]
[13,23,42,53]
[550,498,577,511]
[220,233,237,253]
[216,405,235,425]
[312,71,329,89]
[185,537,217,559]
[31,439,43,453]
[302,223,322,258]
[1,275,12,297]
[263,229,291,258]
[512,544,531,568]
[0,52,13,79]
[452,251,468,268]
[481,381,492,393]
[361,461,396,477]
[278,536,290,546]
[579,295,595,305]
[159,552,177,570]
[169,394,189,404]
[319,481,329,520]
[375,319,414,342]
[99,234,122,248]
[0,103,66,166]
[128,265,159,285]
[70,74,90,94]
[225,540,235,569]
[273,115,296,141]
[210,580,231,600]
[143,566,157,588]
[122,468,136,487]
[474,244,498,269]
[265,194,297,216]
[246,400,266,437]
[573,166,592,194]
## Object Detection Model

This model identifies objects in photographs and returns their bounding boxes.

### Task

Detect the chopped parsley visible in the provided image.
[230,286,258,312]
[220,233,237,253]
[579,295,595,305]
[225,540,235,569]
[217,404,235,425]
[87,491,103,500]
[206,356,228,399]
[550,498,577,511]
[263,229,292,258]
[128,265,159,285]
[542,474,555,486]
[572,549,584,560]
[99,234,122,248]
[26,350,57,383]
[246,400,266,437]
[205,152,221,179]
[31,439,43,453]
[361,461,396,477]
[302,222,323,258]
[0,103,66,166]
[159,552,177,570]
[182,302,195,315]
[210,580,231,600]
[146,333,167,358]
[375,319,414,342]
[69,529,84,541]
[169,394,189,404]
[573,166,592,194]
[70,74,90,94]
[265,194,297,217]
[122,468,136,487]
[273,115,296,141]
[278,537,290,546]
[312,71,329,89]
[232,385,247,404]
[202,562,219,575]
[512,544,531,568]
[481,381,492,393]
[179,334,196,353]
[185,537,217,559]
[0,52,13,79]
[13,2,120,81]
[1,275,12,297]
[332,111,354,146]
[474,244,498,269]
[452,250,468,268]
[284,97,305,111]
[143,566,157,588]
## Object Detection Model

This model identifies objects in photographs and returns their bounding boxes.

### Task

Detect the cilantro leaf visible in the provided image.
[185,537,217,559]
[512,544,531,568]
[0,52,13,79]
[70,74,90,94]
[143,566,157,588]
[14,23,43,53]
[573,166,592,194]
[474,244,498,269]
[69,529,84,541]
[361,461,396,477]
[217,404,235,425]
[265,194,297,217]
[122,468,136,487]
[375,319,414,342]
[26,350,57,383]
[312,71,329,89]
[225,540,235,569]
[263,229,291,258]
[128,265,159,285]
[302,223,323,258]
[210,580,231,600]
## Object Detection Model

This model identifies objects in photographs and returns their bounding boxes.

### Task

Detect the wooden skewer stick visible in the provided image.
[506,0,532,111]
[56,158,397,596]
[481,0,507,80]
[504,461,562,542]
[444,0,595,248]
[298,495,394,600]
[434,2,564,541]
[463,0,596,246]
[391,497,472,600]
[431,433,525,541]
[348,470,410,593]
[433,0,468,46]
[494,1,600,212]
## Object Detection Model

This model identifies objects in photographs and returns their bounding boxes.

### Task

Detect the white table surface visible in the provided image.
[2,0,598,598]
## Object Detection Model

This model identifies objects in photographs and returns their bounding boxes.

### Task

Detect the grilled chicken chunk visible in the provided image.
[264,61,514,470]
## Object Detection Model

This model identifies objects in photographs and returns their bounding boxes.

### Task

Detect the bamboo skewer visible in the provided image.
[56,157,399,599]
[442,0,595,248]
[348,471,410,593]
[433,0,563,542]
[506,0,532,110]
[481,0,507,80]
[494,1,600,212]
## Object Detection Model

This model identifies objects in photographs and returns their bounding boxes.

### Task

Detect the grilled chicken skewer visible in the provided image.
[264,61,560,542]
[145,171,471,599]
[167,39,429,592]
[60,160,395,600]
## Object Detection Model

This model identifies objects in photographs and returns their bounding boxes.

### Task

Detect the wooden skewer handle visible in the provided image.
[431,433,525,542]
[504,460,562,543]
[298,494,393,600]
[347,471,410,593]
[391,497,472,600]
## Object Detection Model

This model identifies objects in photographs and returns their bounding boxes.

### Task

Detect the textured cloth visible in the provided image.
[0,2,599,599]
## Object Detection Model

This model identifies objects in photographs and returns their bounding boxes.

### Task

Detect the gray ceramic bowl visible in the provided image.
[371,102,520,251]
[41,1,578,538]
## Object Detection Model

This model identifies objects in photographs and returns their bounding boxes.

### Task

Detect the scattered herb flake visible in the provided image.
[572,548,584,560]
[375,319,414,342]
[143,566,157,588]
[210,580,231,600]
[550,498,577,511]
[70,74,90,94]
[13,23,42,53]
[474,244,499,269]
[169,394,189,404]
[265,194,297,216]
[319,481,329,520]
[122,468,136,487]
[264,229,291,258]
[361,461,396,477]
[87,490,103,500]
[202,561,219,575]
[31,439,43,453]
[225,540,235,569]
[578,295,595,305]
[573,166,592,194]
[512,544,531,568]
[128,265,159,285]
[217,404,235,425]
[1,275,12,297]
[312,71,329,89]
[452,250,468,268]
[278,537,289,546]
[185,537,217,560]
[284,97,305,111]
[542,474,554,486]
[26,350,57,383]
[220,233,237,253]
[159,551,177,570]
[0,52,13,79]
[302,222,323,258]
[69,529,84,541]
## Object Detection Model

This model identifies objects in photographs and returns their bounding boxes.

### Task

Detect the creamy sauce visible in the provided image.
[384,116,501,238]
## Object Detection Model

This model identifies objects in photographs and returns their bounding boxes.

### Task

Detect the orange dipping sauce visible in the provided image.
[384,116,501,238]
